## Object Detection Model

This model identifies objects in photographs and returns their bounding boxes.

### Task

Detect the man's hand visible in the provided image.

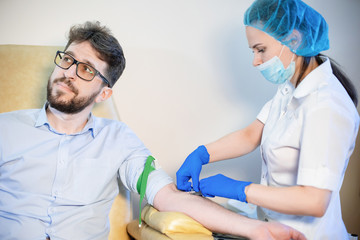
[251,221,307,240]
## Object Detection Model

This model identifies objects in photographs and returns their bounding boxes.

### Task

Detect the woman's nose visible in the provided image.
[252,53,262,67]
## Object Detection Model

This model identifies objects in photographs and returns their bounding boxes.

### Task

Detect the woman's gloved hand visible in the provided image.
[200,174,252,202]
[176,145,210,192]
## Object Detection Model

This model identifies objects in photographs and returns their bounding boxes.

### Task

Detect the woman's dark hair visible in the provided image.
[65,21,126,88]
[295,55,358,107]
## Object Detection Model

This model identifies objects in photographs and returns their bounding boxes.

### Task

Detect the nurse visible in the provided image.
[176,0,359,239]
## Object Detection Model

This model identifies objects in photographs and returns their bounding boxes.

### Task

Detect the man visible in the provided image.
[0,21,305,240]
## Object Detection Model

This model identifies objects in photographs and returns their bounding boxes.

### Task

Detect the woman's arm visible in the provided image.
[203,119,331,217]
[246,184,332,217]
[176,119,264,192]
[205,119,264,162]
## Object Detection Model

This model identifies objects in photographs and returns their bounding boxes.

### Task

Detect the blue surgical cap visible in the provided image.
[244,0,329,57]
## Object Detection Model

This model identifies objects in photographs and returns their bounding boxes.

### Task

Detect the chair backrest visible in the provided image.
[0,44,132,240]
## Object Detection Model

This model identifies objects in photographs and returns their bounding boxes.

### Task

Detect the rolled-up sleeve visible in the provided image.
[257,99,273,124]
[297,102,359,191]
[118,126,173,205]
[145,168,173,205]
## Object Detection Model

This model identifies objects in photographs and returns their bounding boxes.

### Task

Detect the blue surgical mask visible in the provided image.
[256,47,295,84]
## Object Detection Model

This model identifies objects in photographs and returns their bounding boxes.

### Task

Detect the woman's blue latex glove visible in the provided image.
[176,145,210,192]
[200,174,252,202]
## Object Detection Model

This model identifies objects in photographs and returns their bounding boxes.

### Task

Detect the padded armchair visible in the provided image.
[0,44,132,240]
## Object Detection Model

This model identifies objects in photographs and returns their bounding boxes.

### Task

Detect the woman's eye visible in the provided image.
[251,48,265,54]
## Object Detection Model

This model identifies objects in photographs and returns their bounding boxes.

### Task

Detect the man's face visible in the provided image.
[47,41,108,114]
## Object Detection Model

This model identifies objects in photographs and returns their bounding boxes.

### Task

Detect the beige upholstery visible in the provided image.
[0,44,131,240]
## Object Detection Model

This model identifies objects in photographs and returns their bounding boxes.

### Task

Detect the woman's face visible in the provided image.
[245,26,295,69]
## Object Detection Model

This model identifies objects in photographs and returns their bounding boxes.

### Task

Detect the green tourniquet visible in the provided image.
[137,155,156,227]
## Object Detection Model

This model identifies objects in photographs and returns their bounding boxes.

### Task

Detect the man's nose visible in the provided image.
[63,63,77,80]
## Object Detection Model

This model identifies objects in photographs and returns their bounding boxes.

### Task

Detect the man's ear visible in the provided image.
[95,87,113,103]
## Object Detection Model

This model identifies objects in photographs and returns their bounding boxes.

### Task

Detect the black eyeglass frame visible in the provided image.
[54,51,111,87]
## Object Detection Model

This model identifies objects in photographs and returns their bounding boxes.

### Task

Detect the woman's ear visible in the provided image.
[95,87,113,103]
[285,29,302,51]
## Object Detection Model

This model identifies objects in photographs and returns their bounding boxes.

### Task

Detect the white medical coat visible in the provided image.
[256,58,359,239]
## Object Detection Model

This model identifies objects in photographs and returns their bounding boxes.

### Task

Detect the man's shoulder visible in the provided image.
[0,108,40,120]
[92,116,143,141]
[92,115,133,134]
[0,109,41,135]
[92,115,126,128]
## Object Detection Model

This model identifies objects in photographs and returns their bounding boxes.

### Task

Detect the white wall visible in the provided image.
[1,0,359,232]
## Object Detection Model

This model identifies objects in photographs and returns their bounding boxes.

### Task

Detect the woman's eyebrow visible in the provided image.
[250,43,263,49]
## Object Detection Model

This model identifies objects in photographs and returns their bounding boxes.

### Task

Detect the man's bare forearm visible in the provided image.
[153,184,306,240]
[153,184,258,238]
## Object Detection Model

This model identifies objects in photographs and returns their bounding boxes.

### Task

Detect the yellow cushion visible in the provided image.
[127,220,171,240]
[127,205,213,240]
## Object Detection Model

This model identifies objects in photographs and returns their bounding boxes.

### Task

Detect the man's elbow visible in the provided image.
[152,183,180,212]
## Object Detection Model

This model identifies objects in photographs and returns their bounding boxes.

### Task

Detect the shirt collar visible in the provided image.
[35,102,96,138]
[35,103,50,128]
[293,57,332,99]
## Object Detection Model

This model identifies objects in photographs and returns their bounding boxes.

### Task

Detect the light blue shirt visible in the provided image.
[0,104,173,240]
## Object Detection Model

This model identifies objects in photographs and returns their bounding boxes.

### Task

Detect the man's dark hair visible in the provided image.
[65,21,126,88]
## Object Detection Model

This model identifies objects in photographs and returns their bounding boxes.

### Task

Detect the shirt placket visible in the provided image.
[261,83,294,186]
[46,134,71,236]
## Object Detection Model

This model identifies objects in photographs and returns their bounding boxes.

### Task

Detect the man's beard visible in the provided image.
[47,77,101,114]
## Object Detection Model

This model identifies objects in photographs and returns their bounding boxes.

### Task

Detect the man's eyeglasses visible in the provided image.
[54,51,110,87]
